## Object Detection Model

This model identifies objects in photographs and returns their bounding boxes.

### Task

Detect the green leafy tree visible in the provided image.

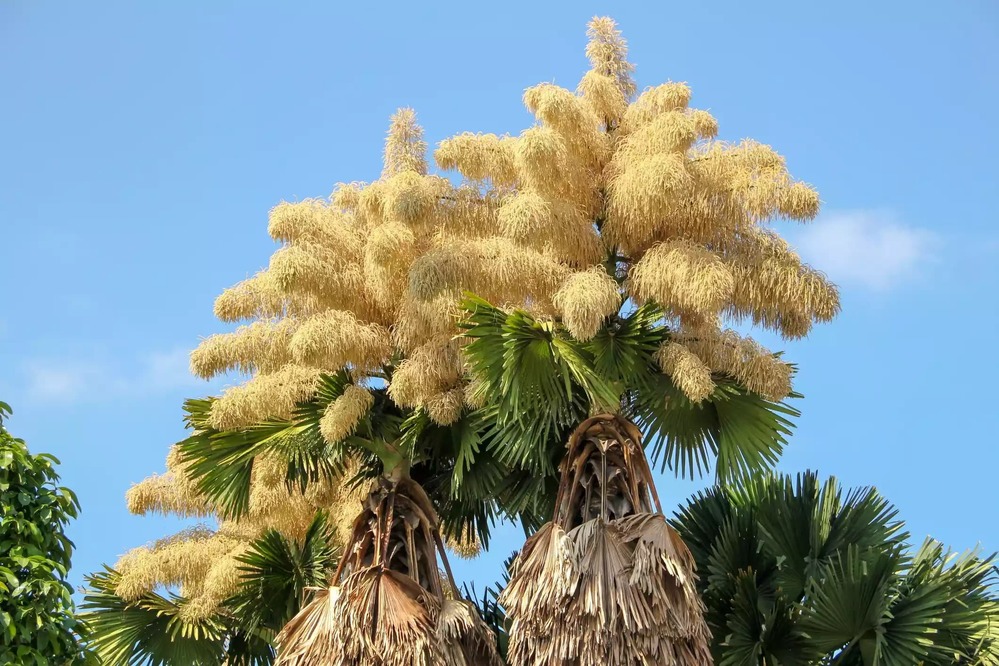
[0,401,91,665]
[672,472,999,665]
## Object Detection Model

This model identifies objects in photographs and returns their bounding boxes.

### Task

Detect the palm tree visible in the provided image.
[413,12,843,662]
[672,472,999,665]
[460,299,801,665]
[91,14,844,664]
[81,511,339,665]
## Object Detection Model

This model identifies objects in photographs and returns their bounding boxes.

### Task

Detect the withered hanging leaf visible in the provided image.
[500,415,713,665]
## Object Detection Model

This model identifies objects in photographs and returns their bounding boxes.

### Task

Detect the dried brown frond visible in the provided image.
[190,318,299,380]
[500,415,712,666]
[276,478,501,666]
[208,364,321,430]
[553,268,621,341]
[438,598,504,666]
[320,385,374,444]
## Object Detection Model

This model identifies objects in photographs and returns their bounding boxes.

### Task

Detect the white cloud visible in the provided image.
[24,362,97,401]
[790,210,936,291]
[21,347,202,404]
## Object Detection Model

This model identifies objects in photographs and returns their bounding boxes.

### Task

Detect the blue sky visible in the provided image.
[1,1,997,595]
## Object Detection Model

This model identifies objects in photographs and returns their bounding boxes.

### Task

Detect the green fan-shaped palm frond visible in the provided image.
[461,295,801,485]
[399,408,555,546]
[744,473,906,601]
[797,546,900,663]
[178,373,398,521]
[673,472,999,665]
[79,567,228,666]
[226,512,340,643]
[721,570,813,666]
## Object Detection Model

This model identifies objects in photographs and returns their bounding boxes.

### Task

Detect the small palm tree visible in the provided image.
[672,472,999,665]
[80,511,339,665]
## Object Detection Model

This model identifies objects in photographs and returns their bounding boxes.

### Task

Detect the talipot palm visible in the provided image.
[88,15,843,664]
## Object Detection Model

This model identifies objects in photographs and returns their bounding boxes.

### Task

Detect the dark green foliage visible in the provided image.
[0,401,91,665]
[461,296,800,485]
[176,372,552,547]
[226,511,340,642]
[672,471,999,665]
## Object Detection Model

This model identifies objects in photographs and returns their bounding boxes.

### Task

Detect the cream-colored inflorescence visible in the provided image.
[186,36,835,411]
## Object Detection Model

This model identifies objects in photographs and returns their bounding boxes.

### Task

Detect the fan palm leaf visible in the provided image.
[79,568,229,666]
[672,472,999,665]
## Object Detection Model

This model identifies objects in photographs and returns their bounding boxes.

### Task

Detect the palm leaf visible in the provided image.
[226,512,340,640]
[632,372,799,484]
[79,567,227,666]
[178,374,388,520]
[797,546,898,663]
[720,570,813,666]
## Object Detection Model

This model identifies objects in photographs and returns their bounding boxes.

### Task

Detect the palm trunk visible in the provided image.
[500,414,713,666]
[275,471,502,666]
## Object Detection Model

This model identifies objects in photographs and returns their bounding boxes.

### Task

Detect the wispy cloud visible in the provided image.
[21,347,203,403]
[790,210,936,291]
[23,362,97,401]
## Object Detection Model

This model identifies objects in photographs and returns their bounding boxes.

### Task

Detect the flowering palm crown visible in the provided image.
[89,15,841,666]
[187,16,836,470]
